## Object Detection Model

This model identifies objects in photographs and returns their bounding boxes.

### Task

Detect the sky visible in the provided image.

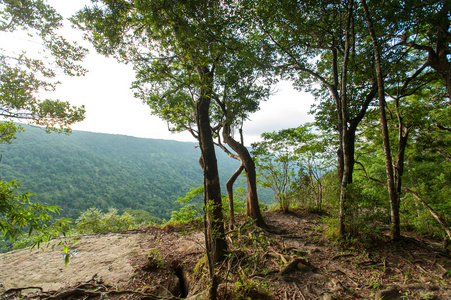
[1,0,315,146]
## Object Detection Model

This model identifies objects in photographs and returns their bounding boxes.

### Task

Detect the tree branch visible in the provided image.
[437,124,451,133]
[401,187,451,241]
[258,22,334,91]
[355,161,386,186]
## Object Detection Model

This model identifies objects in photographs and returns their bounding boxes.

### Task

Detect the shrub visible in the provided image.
[75,207,135,234]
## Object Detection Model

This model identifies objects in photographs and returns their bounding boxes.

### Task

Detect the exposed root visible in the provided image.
[1,275,181,300]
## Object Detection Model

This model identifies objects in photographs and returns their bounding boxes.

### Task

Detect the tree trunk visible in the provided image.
[429,2,451,100]
[196,67,228,266]
[394,127,409,195]
[338,128,356,235]
[337,0,353,237]
[361,0,401,241]
[226,164,244,230]
[222,124,266,227]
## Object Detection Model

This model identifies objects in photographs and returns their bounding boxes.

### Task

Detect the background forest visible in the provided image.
[0,125,274,222]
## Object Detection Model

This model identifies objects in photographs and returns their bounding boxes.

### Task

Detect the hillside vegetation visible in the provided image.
[0,125,269,221]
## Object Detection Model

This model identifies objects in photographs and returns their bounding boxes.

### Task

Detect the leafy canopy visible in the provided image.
[1,0,87,135]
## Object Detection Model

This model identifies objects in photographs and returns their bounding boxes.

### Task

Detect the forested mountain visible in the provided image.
[0,125,268,220]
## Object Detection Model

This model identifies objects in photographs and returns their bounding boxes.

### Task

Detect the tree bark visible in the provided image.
[222,124,266,227]
[397,3,451,99]
[196,67,228,265]
[361,0,401,241]
[226,164,244,230]
[338,0,354,237]
[338,130,355,235]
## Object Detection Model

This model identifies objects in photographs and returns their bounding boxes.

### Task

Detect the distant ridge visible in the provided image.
[0,125,272,220]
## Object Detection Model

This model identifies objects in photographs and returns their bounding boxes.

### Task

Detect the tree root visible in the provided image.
[278,258,313,276]
[1,275,181,300]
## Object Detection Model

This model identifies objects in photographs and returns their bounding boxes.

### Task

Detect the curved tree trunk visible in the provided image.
[402,187,451,241]
[222,124,266,228]
[226,164,244,230]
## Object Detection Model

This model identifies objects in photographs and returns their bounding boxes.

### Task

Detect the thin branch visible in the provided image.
[437,124,451,133]
[355,160,386,186]
[258,22,334,91]
[213,130,240,160]
[401,187,451,241]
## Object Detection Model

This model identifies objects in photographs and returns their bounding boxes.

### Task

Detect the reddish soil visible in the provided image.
[1,210,451,299]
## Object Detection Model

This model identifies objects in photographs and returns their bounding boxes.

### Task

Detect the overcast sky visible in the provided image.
[1,0,315,145]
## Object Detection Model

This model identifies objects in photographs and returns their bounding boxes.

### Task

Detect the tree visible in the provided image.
[0,0,87,136]
[390,1,451,99]
[253,124,334,211]
[75,207,135,234]
[359,0,450,240]
[73,2,236,296]
[252,134,298,212]
[211,42,273,228]
[0,0,86,247]
[356,77,450,240]
[360,0,401,240]
[249,0,378,235]
[0,179,67,247]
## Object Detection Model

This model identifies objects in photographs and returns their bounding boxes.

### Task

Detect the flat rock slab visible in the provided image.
[0,233,149,291]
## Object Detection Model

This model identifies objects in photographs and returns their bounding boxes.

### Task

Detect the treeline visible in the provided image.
[0,125,271,221]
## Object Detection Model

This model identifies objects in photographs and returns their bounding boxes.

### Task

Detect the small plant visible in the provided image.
[233,276,271,300]
[148,248,166,269]
[420,292,435,299]
[400,291,410,299]
[367,276,381,291]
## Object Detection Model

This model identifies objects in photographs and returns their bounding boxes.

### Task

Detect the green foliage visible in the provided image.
[12,217,73,250]
[233,275,271,300]
[0,238,13,253]
[169,186,248,225]
[253,124,334,212]
[229,186,247,215]
[0,0,85,254]
[75,207,135,234]
[0,125,259,221]
[0,122,24,144]
[0,1,86,136]
[147,248,166,269]
[124,208,164,226]
[169,187,204,224]
[341,183,388,237]
[169,186,204,223]
[0,179,67,246]
[252,139,297,212]
[355,83,451,239]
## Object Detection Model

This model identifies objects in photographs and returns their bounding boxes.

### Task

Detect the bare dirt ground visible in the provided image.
[261,210,451,299]
[1,210,451,299]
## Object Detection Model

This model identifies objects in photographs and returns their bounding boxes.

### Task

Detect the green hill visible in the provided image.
[0,125,271,220]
